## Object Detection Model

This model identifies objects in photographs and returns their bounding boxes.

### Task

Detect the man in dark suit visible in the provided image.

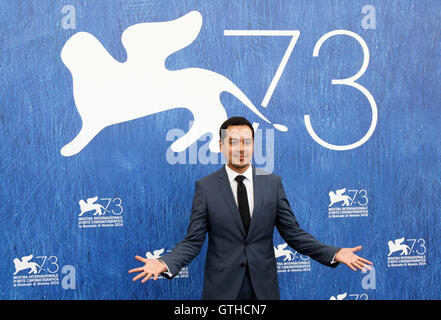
[129,116,373,299]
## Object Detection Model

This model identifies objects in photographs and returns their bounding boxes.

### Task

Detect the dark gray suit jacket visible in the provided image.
[159,165,340,299]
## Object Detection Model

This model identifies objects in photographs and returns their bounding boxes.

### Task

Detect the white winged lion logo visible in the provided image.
[60,11,287,157]
[387,237,411,256]
[13,254,40,275]
[146,248,165,260]
[273,243,297,261]
[328,188,351,207]
[330,293,348,300]
[78,196,105,216]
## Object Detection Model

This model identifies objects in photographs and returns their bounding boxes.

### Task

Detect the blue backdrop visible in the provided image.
[1,0,440,300]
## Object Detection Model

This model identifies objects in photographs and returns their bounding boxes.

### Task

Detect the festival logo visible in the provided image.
[12,254,75,289]
[78,196,124,229]
[274,242,311,273]
[329,292,369,300]
[387,237,426,267]
[328,188,369,218]
[60,11,286,157]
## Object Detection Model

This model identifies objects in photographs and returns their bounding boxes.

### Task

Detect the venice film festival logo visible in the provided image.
[59,10,287,160]
[387,237,426,268]
[59,10,378,161]
[327,188,368,218]
[329,292,369,300]
[78,196,124,229]
[12,254,75,289]
[274,242,311,273]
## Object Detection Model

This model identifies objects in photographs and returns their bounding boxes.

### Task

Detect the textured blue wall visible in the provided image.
[1,0,440,300]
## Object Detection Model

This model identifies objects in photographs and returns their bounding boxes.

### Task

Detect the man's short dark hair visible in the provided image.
[219,116,254,142]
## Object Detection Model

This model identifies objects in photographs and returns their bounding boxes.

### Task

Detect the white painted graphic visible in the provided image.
[328,188,352,207]
[330,293,347,300]
[146,249,165,260]
[328,188,368,218]
[387,237,411,256]
[306,30,377,151]
[78,197,124,228]
[12,254,74,288]
[274,243,296,261]
[387,237,426,268]
[60,10,286,157]
[225,29,377,151]
[13,255,39,275]
[224,30,300,108]
[79,196,105,216]
[274,242,311,273]
[330,293,368,300]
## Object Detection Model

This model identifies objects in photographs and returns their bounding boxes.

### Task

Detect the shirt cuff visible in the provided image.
[157,259,173,277]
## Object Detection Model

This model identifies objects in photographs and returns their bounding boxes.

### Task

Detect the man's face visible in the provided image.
[219,125,254,169]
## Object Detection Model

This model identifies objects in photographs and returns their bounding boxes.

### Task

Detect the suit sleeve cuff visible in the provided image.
[330,248,341,264]
[158,259,173,277]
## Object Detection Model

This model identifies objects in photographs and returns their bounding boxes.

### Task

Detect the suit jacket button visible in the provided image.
[240,263,245,267]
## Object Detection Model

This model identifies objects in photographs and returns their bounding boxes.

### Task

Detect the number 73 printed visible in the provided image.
[224,29,377,151]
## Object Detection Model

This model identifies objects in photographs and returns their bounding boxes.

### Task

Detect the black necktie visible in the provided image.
[235,175,251,234]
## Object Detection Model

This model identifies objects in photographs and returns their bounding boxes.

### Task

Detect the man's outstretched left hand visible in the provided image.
[334,246,373,271]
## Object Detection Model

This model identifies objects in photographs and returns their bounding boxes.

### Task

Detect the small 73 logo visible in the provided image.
[78,196,123,216]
